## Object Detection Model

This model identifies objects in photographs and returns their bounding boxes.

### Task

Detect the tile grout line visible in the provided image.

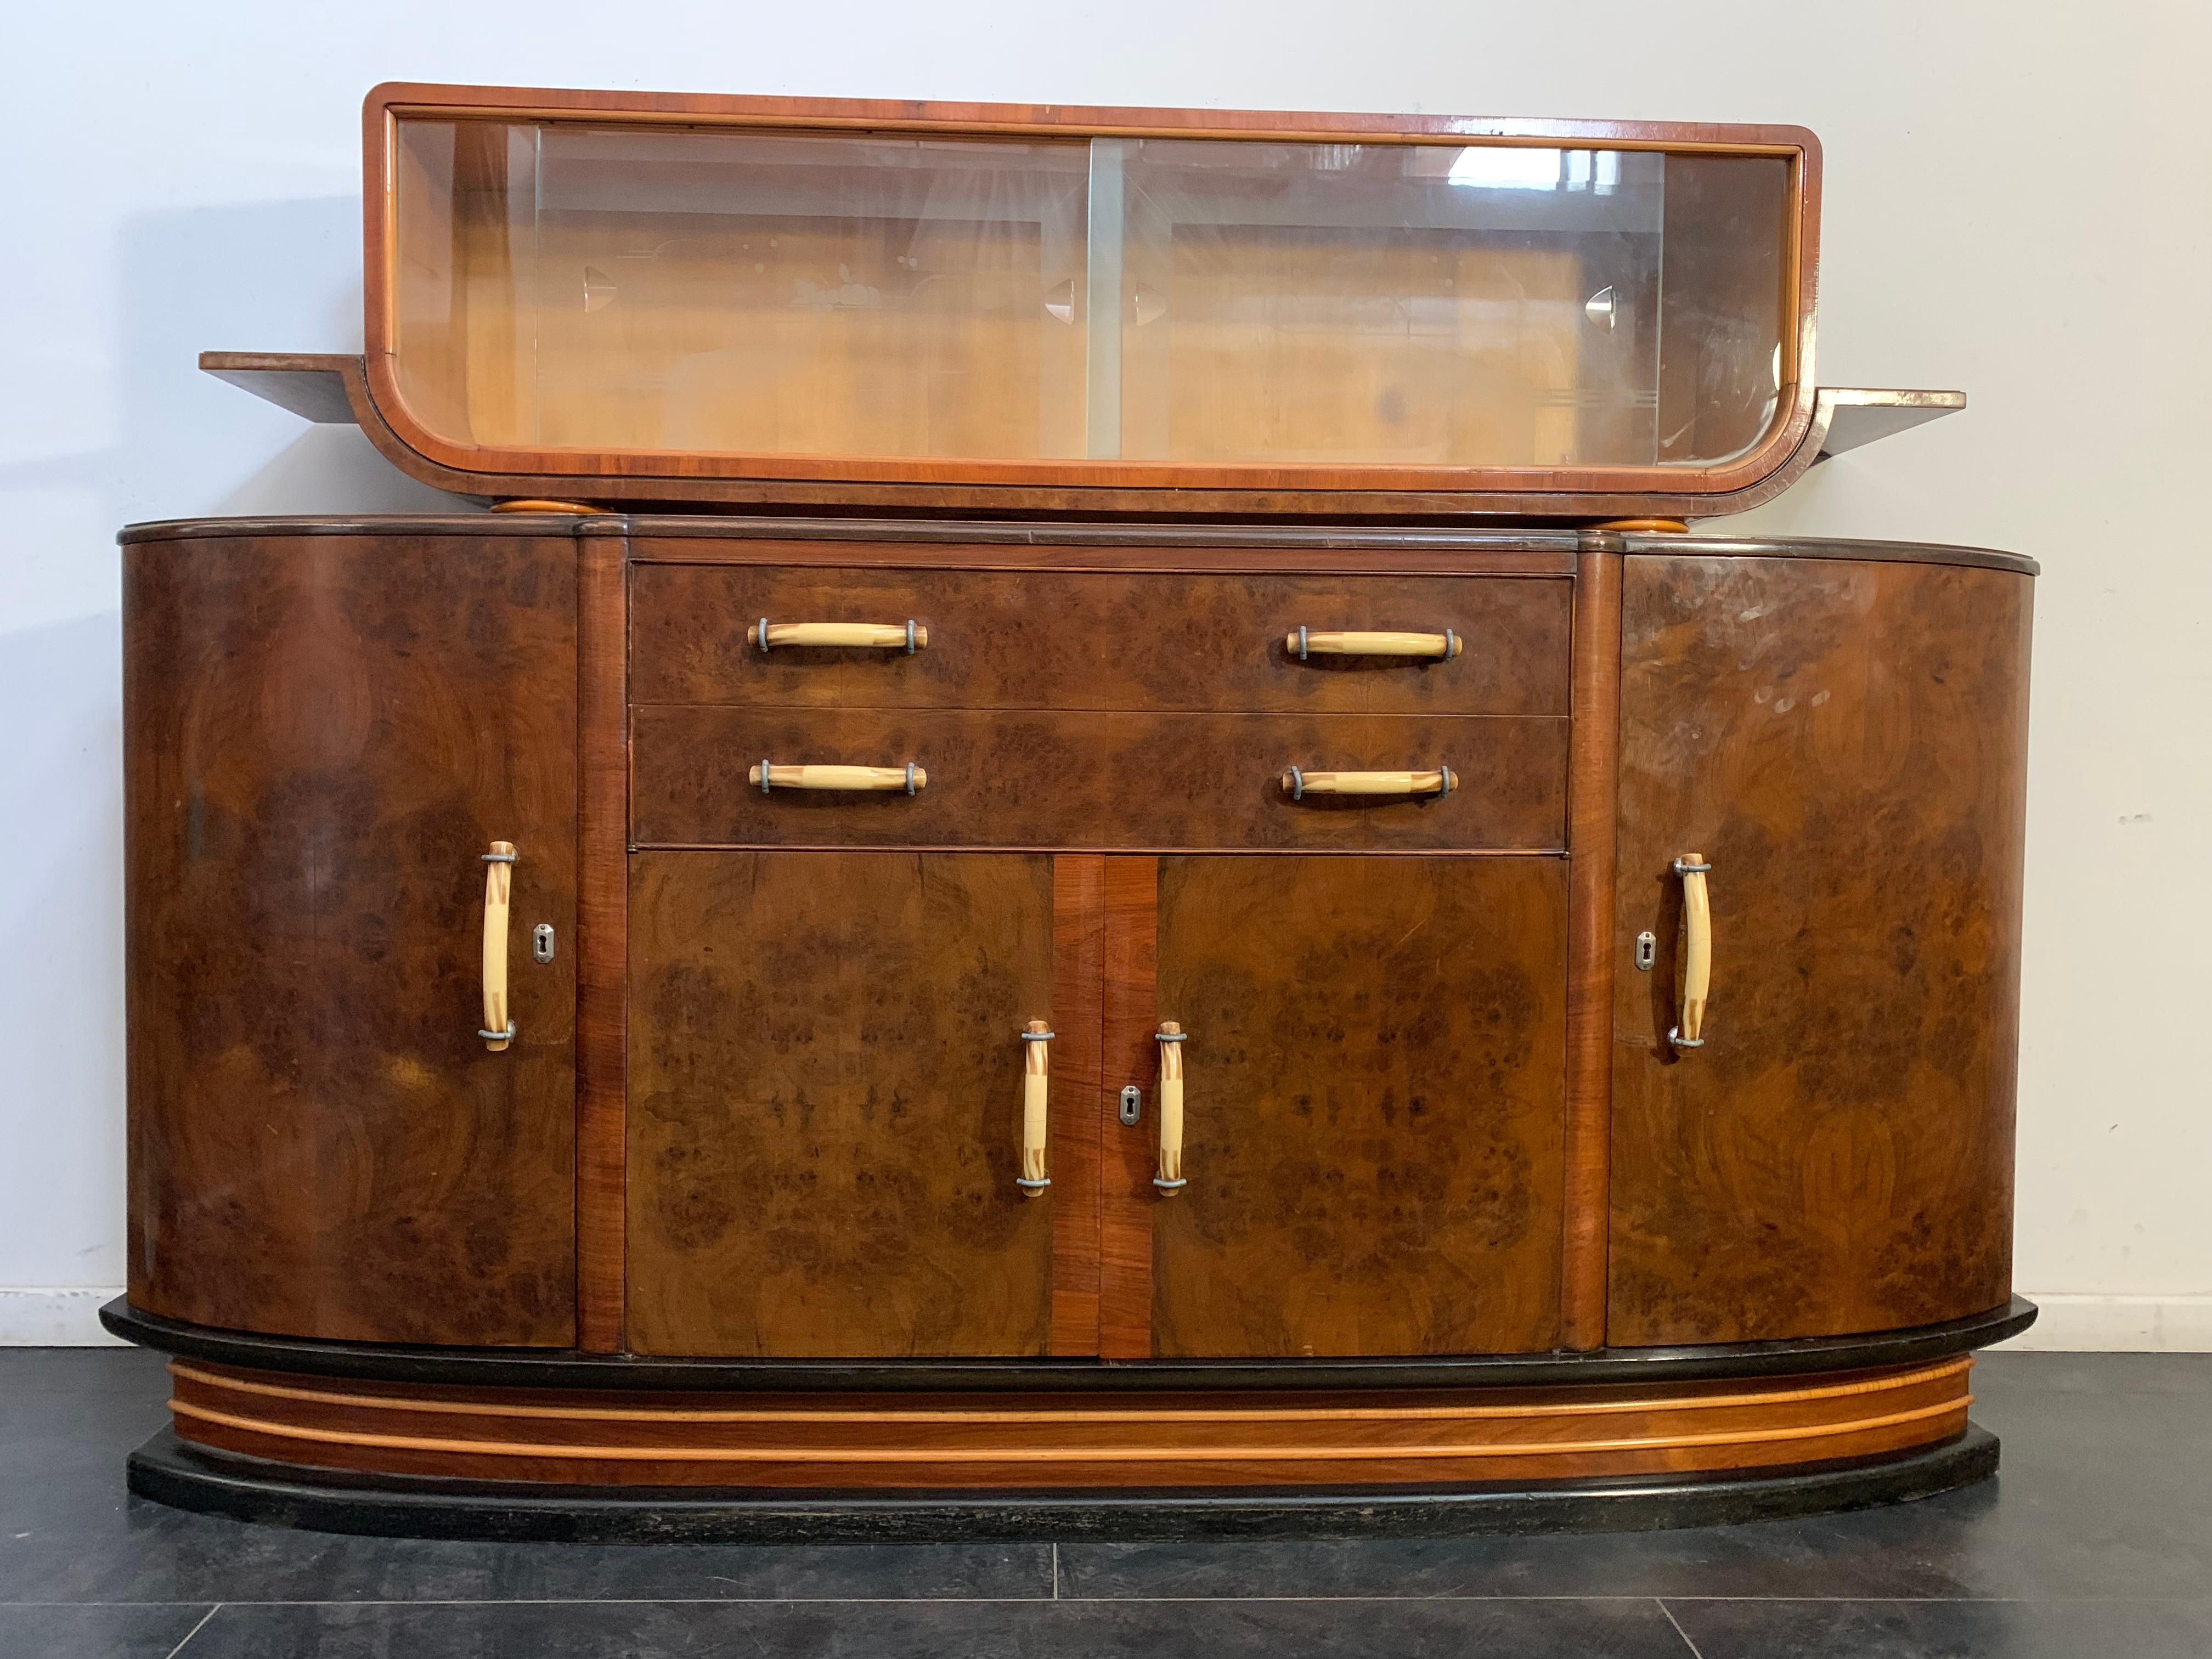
[1052,1543,1060,1600]
[162,1604,219,1658]
[1657,1599,1707,1659]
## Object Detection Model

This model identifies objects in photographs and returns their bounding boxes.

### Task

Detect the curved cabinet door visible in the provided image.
[1607,555,2031,1345]
[626,851,1058,1357]
[125,534,579,1345]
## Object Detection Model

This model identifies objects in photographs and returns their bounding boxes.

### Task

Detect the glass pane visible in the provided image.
[1107,140,1786,467]
[393,119,1092,458]
[389,119,1791,471]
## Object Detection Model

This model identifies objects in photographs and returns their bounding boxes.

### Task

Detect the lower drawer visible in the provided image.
[631,707,1567,851]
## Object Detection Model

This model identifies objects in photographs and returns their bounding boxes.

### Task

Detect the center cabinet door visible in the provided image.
[1123,855,1569,1358]
[627,851,1059,1357]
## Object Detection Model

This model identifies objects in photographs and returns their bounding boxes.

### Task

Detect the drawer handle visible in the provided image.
[1018,1022,1053,1195]
[1281,766,1455,800]
[748,761,926,795]
[479,842,516,1050]
[1669,854,1713,1052]
[1289,627,1460,661]
[751,619,926,653]
[1155,1022,1187,1195]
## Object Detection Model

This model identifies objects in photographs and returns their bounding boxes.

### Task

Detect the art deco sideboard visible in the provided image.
[105,86,2032,1541]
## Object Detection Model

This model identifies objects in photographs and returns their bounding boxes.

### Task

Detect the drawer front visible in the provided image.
[632,708,1566,852]
[631,566,1571,716]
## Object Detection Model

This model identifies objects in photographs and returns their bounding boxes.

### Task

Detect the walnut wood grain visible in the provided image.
[625,852,1057,1357]
[1097,857,1161,1359]
[632,709,1566,853]
[633,568,1570,716]
[1148,856,1568,1357]
[1049,856,1107,1355]
[1561,550,1623,1351]
[1608,556,2032,1345]
[574,532,629,1352]
[123,534,579,1345]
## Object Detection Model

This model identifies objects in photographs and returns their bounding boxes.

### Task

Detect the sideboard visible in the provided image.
[108,511,2033,1538]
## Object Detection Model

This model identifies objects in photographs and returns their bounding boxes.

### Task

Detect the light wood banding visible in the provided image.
[165,1356,1974,1490]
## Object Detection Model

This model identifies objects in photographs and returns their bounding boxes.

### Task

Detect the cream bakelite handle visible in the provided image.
[1282,766,1455,799]
[750,619,926,652]
[748,762,926,794]
[1671,853,1713,1051]
[1019,1021,1053,1197]
[1288,627,1461,660]
[1155,1022,1187,1195]
[480,842,516,1051]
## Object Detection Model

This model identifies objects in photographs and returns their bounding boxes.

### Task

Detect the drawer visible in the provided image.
[631,707,1567,851]
[631,566,1570,716]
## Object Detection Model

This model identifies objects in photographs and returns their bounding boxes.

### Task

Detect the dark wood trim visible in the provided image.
[130,1423,1998,1543]
[119,511,2037,578]
[1561,551,1623,1350]
[99,1295,2038,1394]
[574,533,629,1352]
[1050,856,1107,1356]
[1098,857,1160,1360]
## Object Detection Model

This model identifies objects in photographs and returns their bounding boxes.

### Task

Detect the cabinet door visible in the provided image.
[125,535,578,1345]
[1133,855,1567,1357]
[1608,556,2031,1345]
[627,851,1059,1356]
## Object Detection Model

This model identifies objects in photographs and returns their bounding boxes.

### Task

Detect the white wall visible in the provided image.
[4,0,2205,1348]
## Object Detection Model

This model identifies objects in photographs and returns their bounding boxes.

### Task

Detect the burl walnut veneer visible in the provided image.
[112,515,2034,1539]
[111,87,2024,1541]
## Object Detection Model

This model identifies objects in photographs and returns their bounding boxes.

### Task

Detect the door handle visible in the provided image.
[750,619,926,652]
[1282,766,1454,799]
[1670,853,1713,1051]
[1155,1022,1187,1195]
[748,762,926,794]
[479,842,516,1050]
[1288,627,1460,661]
[1018,1021,1053,1196]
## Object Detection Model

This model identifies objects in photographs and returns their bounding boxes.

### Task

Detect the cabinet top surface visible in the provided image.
[114,514,2036,576]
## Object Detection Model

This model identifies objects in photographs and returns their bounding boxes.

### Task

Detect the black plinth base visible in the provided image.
[127,1425,1999,1545]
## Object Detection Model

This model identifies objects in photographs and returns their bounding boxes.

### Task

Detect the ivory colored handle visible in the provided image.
[1281,766,1455,798]
[480,842,515,1052]
[747,763,927,793]
[749,620,927,650]
[1020,1020,1052,1197]
[1155,1022,1186,1197]
[1288,628,1462,659]
[1673,853,1713,1049]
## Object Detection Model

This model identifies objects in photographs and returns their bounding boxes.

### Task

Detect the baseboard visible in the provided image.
[1996,1294,2212,1352]
[0,1288,130,1345]
[14,1286,2209,1353]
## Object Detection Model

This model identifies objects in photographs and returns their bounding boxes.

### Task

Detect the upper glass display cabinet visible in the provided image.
[341,87,1833,514]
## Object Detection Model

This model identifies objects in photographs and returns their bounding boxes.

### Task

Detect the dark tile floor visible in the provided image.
[1,1348,2205,1657]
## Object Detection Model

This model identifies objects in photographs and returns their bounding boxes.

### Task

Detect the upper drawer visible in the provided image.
[631,567,1571,716]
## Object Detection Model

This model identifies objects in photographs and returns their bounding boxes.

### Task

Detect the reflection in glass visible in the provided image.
[390,119,1791,470]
